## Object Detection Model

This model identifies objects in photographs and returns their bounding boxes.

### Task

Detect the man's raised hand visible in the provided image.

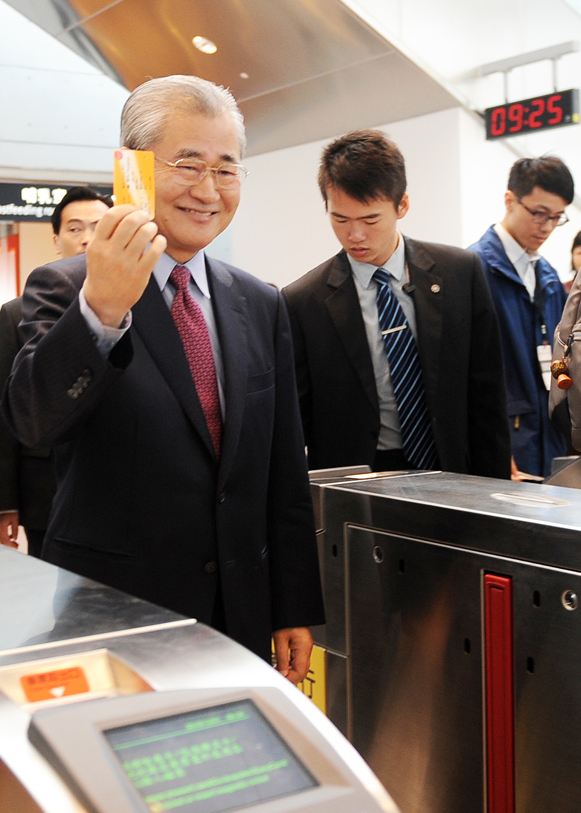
[83,204,167,327]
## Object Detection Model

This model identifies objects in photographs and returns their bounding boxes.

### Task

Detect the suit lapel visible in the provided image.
[404,237,443,401]
[132,276,217,459]
[325,252,378,412]
[205,257,248,486]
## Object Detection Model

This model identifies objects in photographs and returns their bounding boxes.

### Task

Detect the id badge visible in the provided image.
[537,343,552,390]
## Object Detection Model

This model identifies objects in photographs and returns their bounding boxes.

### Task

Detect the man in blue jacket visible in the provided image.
[469,157,573,479]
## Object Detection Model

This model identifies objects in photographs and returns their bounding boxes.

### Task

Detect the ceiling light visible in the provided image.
[240,72,249,79]
[192,36,217,54]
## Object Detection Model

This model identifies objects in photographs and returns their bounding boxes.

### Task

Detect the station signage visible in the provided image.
[0,182,112,222]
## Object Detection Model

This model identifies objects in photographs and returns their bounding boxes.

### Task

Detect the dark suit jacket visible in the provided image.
[0,297,55,530]
[2,255,324,661]
[283,238,511,478]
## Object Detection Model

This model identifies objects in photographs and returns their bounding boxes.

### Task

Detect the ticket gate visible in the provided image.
[0,546,399,813]
[309,470,581,813]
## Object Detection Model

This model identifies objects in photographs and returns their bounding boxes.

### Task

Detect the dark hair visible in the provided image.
[51,187,113,235]
[318,129,407,207]
[508,157,574,205]
[571,231,581,271]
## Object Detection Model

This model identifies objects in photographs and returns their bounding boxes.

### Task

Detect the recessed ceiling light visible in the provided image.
[192,36,217,54]
[240,72,249,79]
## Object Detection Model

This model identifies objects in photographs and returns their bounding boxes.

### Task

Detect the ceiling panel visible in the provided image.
[5,0,460,155]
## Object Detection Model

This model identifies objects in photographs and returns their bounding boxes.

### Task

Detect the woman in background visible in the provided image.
[566,231,581,292]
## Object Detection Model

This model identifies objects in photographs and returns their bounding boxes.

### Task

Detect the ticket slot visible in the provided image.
[0,650,152,711]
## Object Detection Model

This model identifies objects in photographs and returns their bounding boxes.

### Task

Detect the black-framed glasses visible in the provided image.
[517,198,569,227]
[155,155,249,189]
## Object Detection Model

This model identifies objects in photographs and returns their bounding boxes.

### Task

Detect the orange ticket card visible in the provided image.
[114,148,155,217]
[21,665,89,703]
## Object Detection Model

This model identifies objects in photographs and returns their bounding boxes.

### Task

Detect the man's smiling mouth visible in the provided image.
[178,206,217,216]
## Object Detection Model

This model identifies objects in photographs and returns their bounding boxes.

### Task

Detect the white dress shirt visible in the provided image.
[494,222,540,301]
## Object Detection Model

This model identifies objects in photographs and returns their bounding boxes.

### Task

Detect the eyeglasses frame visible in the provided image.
[154,155,249,188]
[516,197,569,227]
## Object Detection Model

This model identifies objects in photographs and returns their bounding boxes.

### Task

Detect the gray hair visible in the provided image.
[120,75,247,157]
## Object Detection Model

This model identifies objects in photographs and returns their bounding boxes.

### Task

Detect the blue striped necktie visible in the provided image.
[373,267,438,470]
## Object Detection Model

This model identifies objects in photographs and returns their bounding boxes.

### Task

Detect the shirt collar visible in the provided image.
[153,250,211,298]
[347,231,406,288]
[494,222,540,269]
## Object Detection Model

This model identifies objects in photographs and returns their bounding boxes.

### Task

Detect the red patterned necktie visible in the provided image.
[170,265,222,456]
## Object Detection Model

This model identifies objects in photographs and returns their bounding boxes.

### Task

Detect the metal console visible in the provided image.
[310,470,581,813]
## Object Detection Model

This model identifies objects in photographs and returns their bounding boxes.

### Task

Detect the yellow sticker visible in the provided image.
[114,148,155,217]
[297,644,326,715]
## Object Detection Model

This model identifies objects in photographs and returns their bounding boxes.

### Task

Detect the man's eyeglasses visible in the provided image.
[155,156,249,189]
[517,198,569,227]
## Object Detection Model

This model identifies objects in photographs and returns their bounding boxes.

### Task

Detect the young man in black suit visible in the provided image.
[2,76,323,679]
[0,186,112,555]
[283,130,510,478]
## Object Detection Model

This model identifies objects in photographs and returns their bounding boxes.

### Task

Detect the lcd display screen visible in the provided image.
[104,699,317,813]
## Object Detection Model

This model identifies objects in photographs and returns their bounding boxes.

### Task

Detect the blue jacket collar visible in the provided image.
[477,225,559,292]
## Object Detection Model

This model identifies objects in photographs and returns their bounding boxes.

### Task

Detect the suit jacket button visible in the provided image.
[204,561,217,574]
[218,492,226,504]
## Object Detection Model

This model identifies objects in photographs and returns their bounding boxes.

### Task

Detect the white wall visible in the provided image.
[343,0,581,110]
[386,109,463,246]
[232,109,467,288]
[230,105,581,288]
[231,139,337,287]
[0,1,127,183]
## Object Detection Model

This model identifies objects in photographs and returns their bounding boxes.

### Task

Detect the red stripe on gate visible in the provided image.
[484,573,515,813]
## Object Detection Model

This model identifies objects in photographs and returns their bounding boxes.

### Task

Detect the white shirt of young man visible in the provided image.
[494,222,540,301]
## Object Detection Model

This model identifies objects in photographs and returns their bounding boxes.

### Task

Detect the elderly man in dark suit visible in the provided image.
[283,130,510,478]
[2,75,323,680]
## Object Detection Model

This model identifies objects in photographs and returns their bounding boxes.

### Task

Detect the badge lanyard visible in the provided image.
[533,264,551,391]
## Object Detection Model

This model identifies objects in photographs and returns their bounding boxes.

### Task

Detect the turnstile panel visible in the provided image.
[341,524,581,813]
[512,563,581,813]
[347,527,484,813]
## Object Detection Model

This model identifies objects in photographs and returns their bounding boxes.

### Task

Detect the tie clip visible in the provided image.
[382,325,407,335]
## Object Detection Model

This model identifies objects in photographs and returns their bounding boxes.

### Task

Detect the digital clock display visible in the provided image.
[485,89,579,140]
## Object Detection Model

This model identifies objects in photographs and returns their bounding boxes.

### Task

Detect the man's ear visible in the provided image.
[504,190,516,211]
[397,192,410,220]
[53,233,62,257]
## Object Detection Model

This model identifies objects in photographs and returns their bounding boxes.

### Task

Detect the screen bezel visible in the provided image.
[29,686,351,813]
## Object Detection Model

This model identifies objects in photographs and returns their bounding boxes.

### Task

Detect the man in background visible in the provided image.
[283,129,510,478]
[0,186,112,555]
[469,157,573,480]
[2,76,323,681]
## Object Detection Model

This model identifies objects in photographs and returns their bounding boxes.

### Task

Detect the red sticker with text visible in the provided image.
[21,666,89,702]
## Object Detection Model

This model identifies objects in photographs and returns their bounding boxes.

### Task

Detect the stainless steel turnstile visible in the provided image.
[310,470,581,813]
[0,547,398,813]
